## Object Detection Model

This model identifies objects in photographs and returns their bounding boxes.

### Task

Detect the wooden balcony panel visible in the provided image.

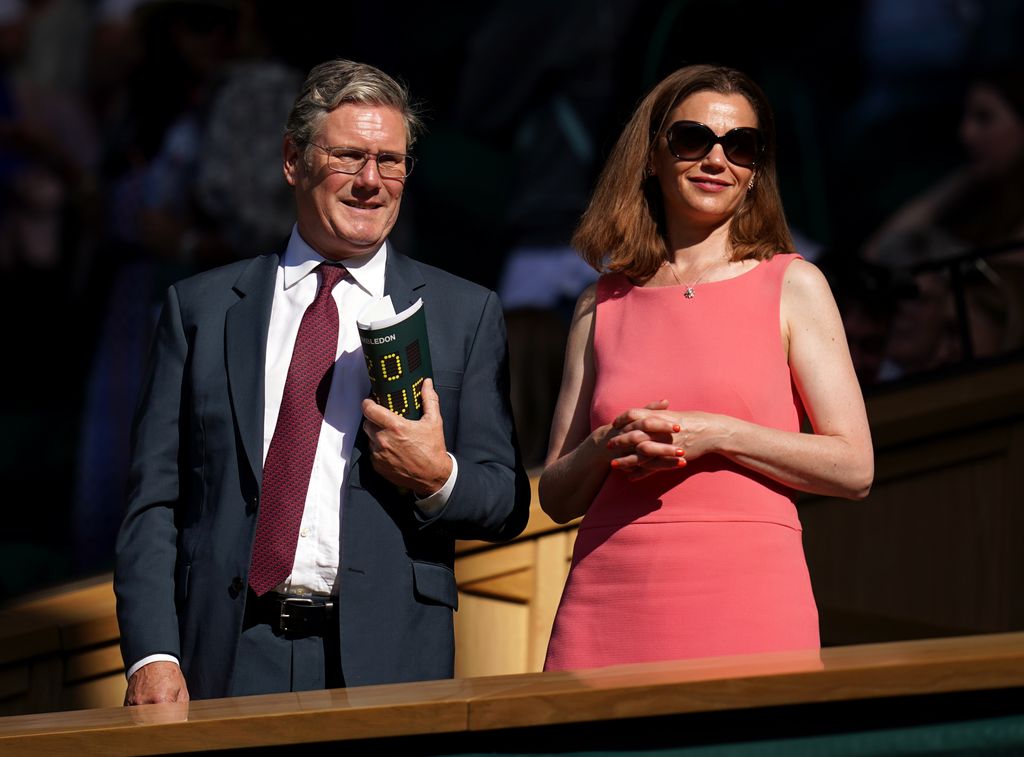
[0,674,532,756]
[455,539,533,584]
[65,644,124,685]
[460,569,532,603]
[465,632,1024,731]
[0,665,29,703]
[1,633,1022,755]
[866,361,1024,446]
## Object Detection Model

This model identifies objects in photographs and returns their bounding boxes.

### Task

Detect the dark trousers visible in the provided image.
[229,594,344,697]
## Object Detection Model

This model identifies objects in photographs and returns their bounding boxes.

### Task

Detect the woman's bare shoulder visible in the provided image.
[781,258,834,302]
[571,280,600,322]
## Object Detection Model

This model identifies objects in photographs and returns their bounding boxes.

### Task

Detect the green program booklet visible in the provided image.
[357,297,433,420]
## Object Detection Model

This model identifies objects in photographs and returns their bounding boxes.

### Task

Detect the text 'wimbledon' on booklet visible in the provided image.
[357,297,433,420]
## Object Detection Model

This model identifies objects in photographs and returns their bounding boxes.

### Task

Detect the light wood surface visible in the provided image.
[0,578,121,716]
[0,677,475,755]
[466,632,1024,730]
[454,509,576,678]
[0,579,117,665]
[1,632,1023,755]
[454,593,530,677]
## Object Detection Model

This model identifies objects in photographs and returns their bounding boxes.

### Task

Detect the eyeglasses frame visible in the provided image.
[308,143,415,179]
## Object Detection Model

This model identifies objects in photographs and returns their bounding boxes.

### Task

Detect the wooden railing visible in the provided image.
[1,632,1023,755]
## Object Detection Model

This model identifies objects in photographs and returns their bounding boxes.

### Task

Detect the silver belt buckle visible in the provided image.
[278,596,315,632]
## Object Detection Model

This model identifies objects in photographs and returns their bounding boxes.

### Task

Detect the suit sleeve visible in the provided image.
[114,285,188,669]
[416,291,531,541]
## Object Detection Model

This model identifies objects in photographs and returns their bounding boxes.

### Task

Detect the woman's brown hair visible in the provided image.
[573,64,794,281]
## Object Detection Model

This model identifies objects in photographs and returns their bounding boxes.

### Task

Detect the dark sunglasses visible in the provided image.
[664,120,764,168]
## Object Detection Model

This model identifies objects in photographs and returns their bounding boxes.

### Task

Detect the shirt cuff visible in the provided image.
[414,453,458,515]
[127,654,180,681]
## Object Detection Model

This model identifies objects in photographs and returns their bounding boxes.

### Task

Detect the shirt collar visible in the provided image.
[281,225,387,298]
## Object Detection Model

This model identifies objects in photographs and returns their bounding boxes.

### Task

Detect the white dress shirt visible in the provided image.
[268,227,457,594]
[127,227,456,679]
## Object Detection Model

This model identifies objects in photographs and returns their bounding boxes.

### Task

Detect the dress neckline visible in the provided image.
[628,255,778,293]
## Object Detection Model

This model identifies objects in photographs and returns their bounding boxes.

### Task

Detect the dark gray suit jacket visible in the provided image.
[114,248,531,699]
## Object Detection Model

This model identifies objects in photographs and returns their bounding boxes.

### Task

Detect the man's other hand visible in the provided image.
[124,661,190,706]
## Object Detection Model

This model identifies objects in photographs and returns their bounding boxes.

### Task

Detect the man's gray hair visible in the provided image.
[285,59,423,164]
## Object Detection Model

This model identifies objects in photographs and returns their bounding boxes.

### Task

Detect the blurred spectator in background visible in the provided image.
[194,0,301,259]
[864,68,1024,377]
[819,254,900,386]
[0,0,101,591]
[454,0,642,466]
[72,0,310,572]
[71,0,245,569]
[0,0,98,277]
[877,270,964,382]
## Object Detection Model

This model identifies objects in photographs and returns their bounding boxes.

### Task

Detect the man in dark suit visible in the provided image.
[115,59,531,703]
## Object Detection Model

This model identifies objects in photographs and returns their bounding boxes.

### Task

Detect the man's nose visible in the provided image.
[353,156,382,188]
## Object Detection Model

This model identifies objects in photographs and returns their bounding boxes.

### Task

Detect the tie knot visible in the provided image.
[318,263,347,292]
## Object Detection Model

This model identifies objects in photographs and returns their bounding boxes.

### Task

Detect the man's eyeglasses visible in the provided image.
[664,121,764,169]
[311,144,415,179]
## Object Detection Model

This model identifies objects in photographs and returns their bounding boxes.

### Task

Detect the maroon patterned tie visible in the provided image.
[249,263,347,596]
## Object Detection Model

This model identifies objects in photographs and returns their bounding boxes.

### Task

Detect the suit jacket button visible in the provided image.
[230,576,244,597]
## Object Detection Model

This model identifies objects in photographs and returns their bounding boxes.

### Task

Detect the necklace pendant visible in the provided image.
[684,286,696,299]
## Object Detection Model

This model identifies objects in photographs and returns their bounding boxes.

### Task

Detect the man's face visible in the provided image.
[284,103,407,260]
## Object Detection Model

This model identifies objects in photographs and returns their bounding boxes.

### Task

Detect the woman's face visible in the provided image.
[652,91,758,231]
[960,84,1024,176]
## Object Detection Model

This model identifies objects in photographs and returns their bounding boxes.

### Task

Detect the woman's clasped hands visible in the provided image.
[605,400,730,480]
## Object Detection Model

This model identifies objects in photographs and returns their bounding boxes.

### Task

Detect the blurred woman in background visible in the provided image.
[866,69,1024,370]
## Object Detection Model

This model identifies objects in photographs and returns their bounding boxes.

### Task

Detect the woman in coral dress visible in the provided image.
[542,65,873,671]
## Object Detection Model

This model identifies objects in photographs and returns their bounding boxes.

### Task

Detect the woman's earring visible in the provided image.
[748,178,755,191]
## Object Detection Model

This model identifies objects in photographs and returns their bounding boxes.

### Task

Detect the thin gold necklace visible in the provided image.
[663,255,727,299]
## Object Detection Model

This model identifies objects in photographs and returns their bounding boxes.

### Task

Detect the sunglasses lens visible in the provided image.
[666,122,763,167]
[723,130,762,168]
[667,122,714,160]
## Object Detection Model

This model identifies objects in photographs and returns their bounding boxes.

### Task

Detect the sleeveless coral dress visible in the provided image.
[544,254,819,671]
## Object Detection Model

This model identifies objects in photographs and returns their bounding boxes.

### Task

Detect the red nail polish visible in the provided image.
[677,458,687,468]
[672,424,681,433]
[675,448,685,457]
[610,460,619,469]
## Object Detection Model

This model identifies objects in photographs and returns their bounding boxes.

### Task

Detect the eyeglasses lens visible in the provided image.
[327,148,412,178]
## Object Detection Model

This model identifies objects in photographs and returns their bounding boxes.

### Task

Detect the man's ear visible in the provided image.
[283,136,302,187]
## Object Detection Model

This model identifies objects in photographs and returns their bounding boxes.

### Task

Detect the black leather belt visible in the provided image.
[248,592,335,636]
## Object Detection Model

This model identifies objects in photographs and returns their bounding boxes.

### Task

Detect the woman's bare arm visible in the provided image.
[538,284,620,523]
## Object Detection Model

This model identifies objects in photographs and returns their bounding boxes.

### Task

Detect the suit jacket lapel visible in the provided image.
[382,246,426,312]
[225,254,278,486]
[350,246,426,469]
